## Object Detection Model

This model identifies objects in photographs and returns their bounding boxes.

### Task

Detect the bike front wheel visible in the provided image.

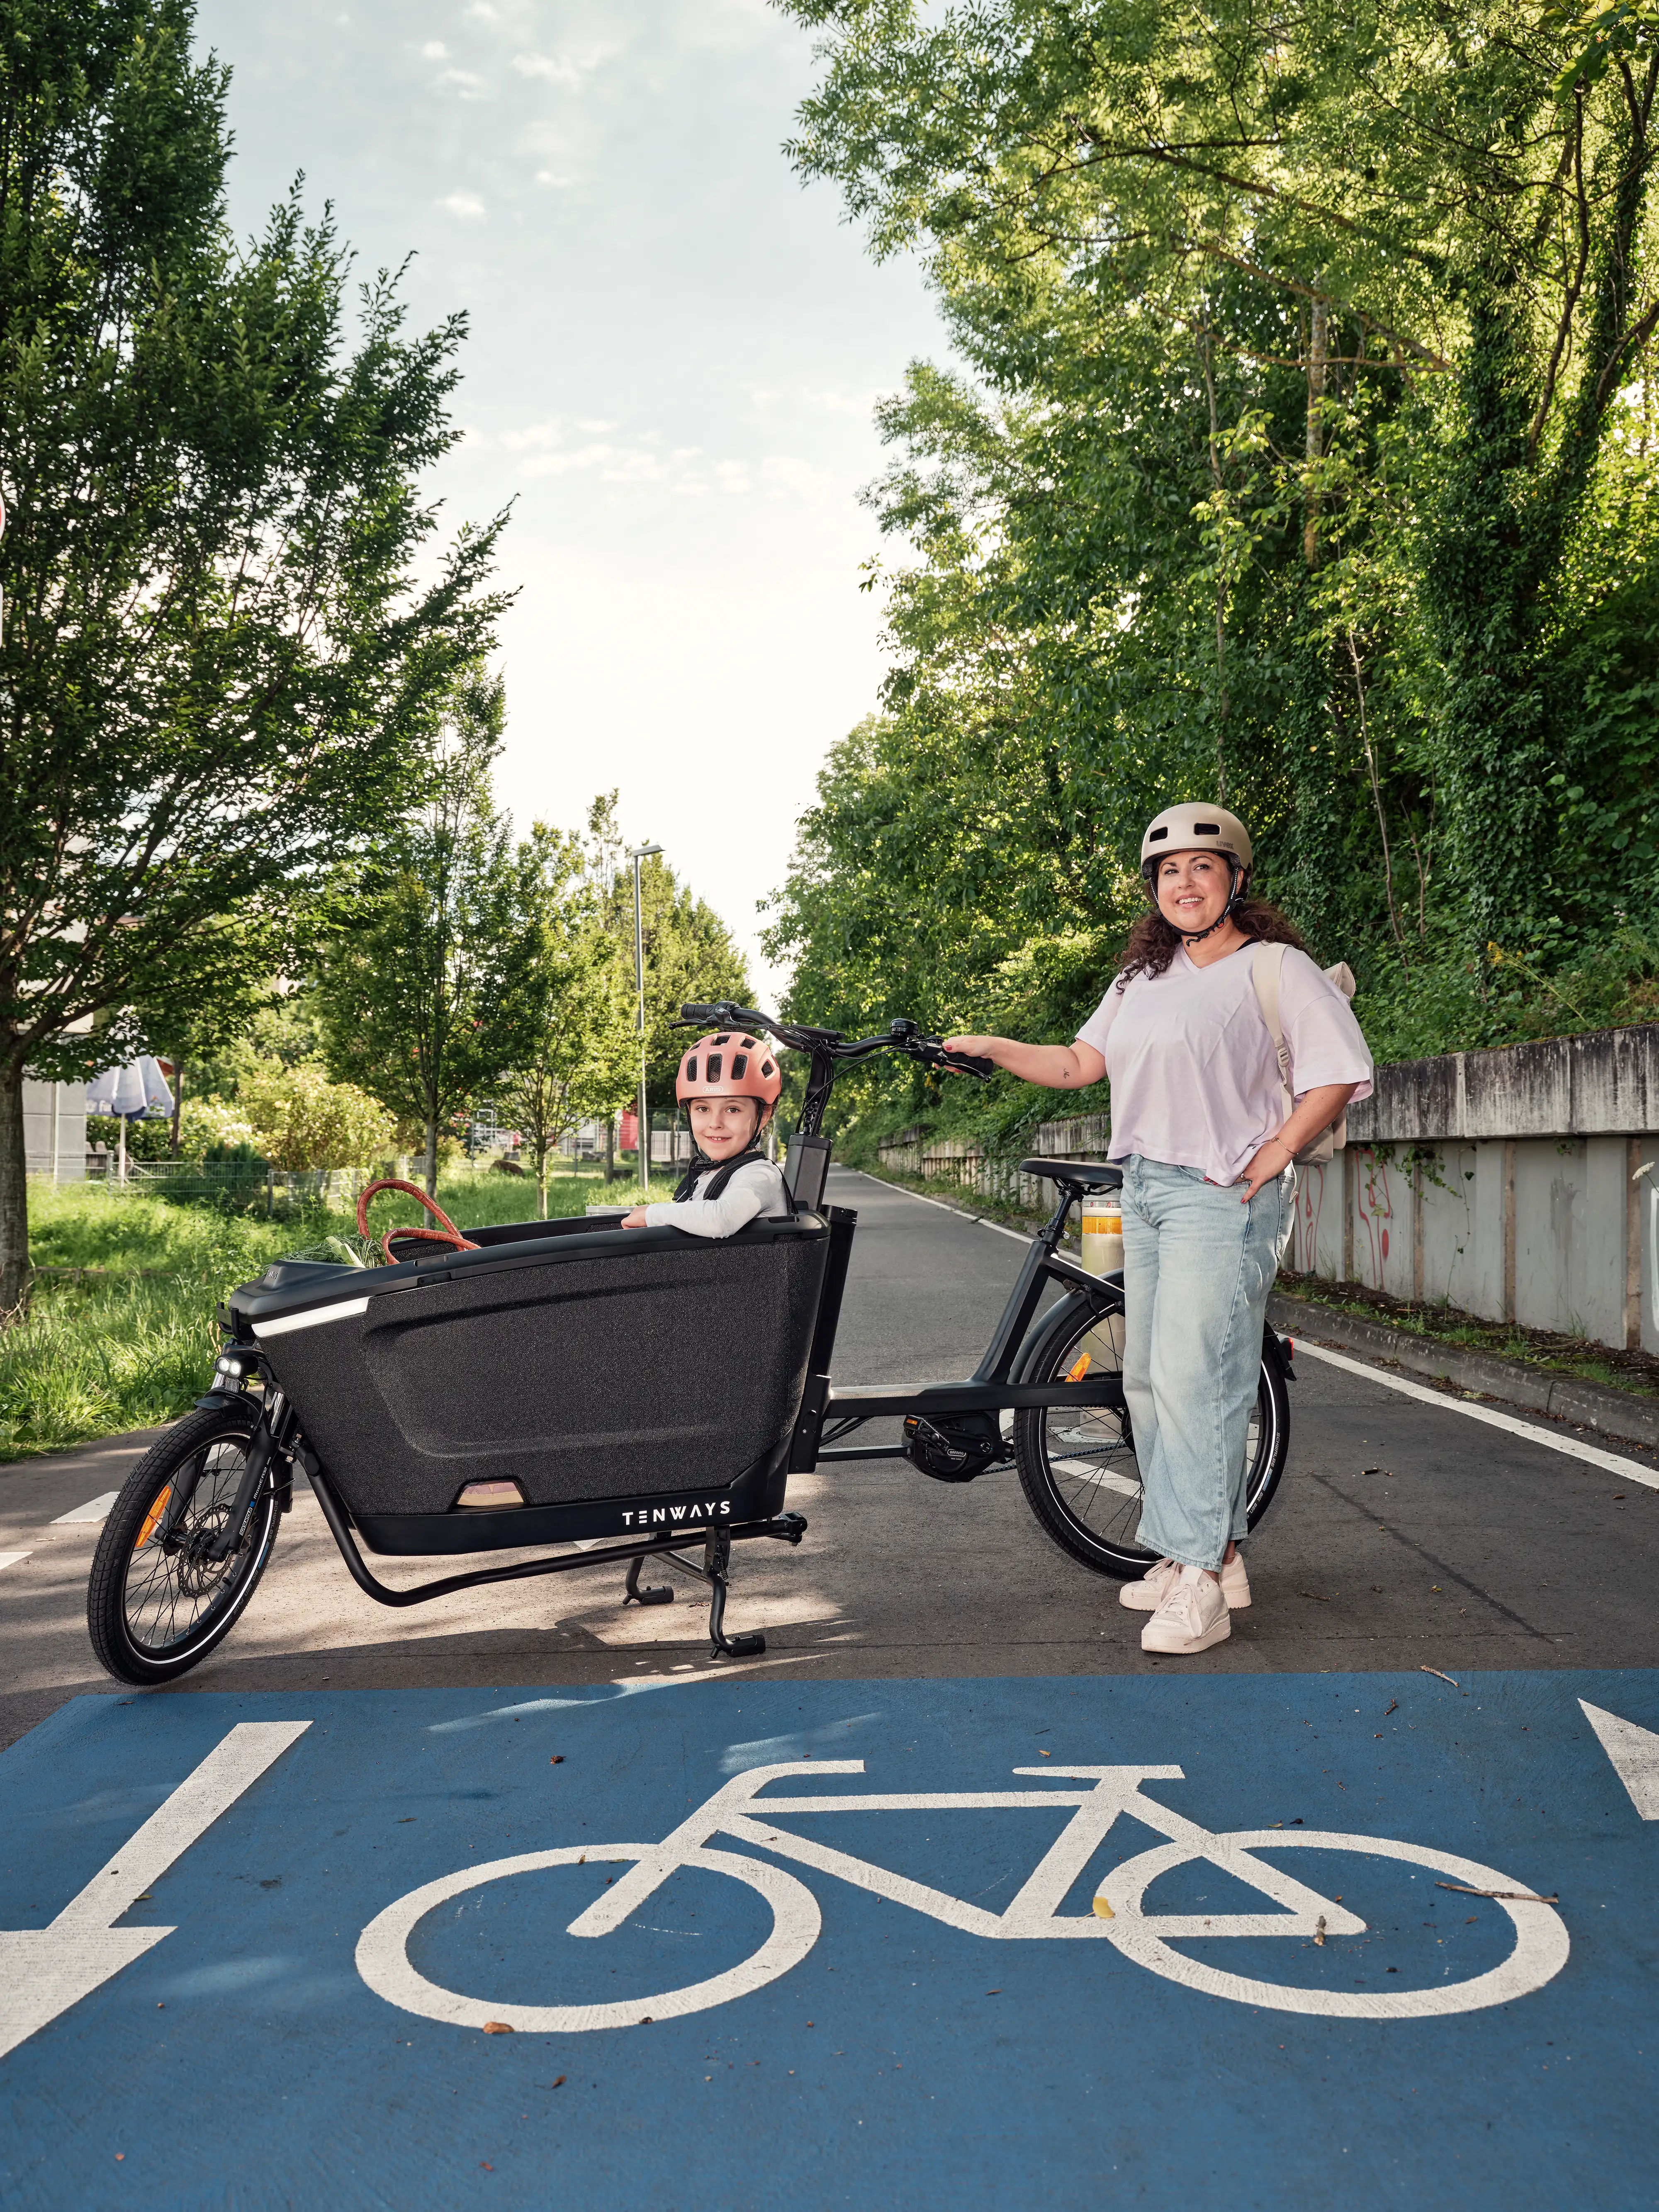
[1013,1288,1289,1578]
[87,1403,280,1685]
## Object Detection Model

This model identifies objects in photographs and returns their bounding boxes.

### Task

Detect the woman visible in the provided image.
[947,802,1372,1656]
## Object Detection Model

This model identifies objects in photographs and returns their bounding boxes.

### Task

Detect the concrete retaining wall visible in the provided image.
[878,1022,1659,1354]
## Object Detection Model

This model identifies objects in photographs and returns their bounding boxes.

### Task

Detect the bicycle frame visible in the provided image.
[797,1181,1118,1468]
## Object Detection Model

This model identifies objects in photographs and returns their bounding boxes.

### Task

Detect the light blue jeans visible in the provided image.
[1118,1155,1288,1572]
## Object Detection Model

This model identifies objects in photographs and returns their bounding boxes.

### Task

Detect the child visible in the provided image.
[619,1030,788,1237]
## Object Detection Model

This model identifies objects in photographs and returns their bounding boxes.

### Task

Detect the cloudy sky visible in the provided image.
[194,0,941,1004]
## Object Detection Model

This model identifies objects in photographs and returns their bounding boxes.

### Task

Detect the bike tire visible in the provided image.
[1013,1287,1290,1578]
[87,1402,280,1686]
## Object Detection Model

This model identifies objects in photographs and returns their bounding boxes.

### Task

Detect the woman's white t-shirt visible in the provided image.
[1074,942,1374,1186]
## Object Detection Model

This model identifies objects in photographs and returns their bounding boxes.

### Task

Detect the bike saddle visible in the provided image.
[1019,1157,1123,1190]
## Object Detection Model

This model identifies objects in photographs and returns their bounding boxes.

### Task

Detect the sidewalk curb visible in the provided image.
[1267,1290,1659,1452]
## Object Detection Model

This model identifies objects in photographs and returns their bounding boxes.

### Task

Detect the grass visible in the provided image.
[1275,1270,1659,1403]
[2,1164,684,1461]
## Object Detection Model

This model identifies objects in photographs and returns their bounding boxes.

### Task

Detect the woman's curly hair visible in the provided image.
[1113,897,1306,991]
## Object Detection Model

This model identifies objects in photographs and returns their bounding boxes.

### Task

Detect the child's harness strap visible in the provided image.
[673,1147,769,1203]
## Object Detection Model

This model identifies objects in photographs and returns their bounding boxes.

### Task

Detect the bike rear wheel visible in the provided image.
[87,1403,280,1685]
[1013,1288,1289,1578]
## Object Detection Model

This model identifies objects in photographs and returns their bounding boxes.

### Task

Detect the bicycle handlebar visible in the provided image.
[676,1002,995,1081]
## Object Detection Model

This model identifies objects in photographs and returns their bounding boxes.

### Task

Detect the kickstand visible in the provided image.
[623,1554,674,1608]
[703,1527,765,1660]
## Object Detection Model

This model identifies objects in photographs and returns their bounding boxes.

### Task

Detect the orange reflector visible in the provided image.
[1067,1353,1092,1383]
[136,1486,172,1549]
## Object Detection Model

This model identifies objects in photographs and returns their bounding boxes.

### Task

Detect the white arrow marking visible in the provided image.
[0,1720,311,2060]
[1579,1701,1659,1821]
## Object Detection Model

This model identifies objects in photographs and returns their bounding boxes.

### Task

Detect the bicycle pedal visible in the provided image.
[716,1631,766,1658]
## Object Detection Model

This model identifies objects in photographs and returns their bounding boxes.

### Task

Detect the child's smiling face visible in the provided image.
[689,1095,765,1161]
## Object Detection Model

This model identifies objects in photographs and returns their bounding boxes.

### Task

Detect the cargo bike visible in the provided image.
[86,1004,1296,1685]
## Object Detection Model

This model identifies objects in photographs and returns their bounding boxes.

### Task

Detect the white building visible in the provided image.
[23,1077,87,1180]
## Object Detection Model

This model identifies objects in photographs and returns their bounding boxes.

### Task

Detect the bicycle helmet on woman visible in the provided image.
[1139,802,1254,942]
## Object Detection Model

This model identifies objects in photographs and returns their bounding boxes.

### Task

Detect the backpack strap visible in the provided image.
[1251,941,1295,1123]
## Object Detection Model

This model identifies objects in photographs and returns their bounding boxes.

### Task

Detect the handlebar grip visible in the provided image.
[679,1003,720,1023]
[947,1052,996,1079]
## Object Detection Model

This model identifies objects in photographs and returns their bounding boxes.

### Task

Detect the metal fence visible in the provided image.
[877,1113,1114,1214]
[78,1158,382,1214]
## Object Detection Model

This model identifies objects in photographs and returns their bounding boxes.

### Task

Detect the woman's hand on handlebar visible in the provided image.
[943,1036,1106,1091]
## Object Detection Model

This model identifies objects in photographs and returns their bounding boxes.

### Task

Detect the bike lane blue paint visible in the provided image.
[1,1670,1654,2212]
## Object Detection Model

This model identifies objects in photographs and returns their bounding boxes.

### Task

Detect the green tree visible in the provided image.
[769,0,1659,1089]
[496,825,637,1215]
[314,672,526,1193]
[0,0,508,1311]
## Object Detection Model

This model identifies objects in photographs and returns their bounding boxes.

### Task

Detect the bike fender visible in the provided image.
[1262,1327,1297,1384]
[1011,1282,1122,1383]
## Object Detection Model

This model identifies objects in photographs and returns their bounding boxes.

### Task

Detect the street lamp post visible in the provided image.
[627,842,663,1200]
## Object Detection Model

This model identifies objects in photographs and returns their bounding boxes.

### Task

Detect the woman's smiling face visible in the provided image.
[1155,848,1232,936]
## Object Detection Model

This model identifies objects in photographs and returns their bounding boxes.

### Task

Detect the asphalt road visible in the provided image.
[3,1164,1657,1748]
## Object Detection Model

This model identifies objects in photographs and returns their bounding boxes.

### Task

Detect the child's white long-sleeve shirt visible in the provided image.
[642,1157,791,1238]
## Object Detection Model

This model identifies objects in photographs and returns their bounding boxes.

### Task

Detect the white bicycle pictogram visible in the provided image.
[355,1760,1569,2032]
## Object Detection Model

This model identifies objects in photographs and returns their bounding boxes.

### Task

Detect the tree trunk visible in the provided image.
[535,1147,548,1220]
[424,1116,438,1196]
[0,1059,30,1321]
[170,1064,184,1157]
[604,1116,615,1184]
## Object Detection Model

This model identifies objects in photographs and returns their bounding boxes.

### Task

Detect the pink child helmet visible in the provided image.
[675,1031,782,1105]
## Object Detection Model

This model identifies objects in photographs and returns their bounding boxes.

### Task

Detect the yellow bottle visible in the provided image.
[1081,1203,1124,1276]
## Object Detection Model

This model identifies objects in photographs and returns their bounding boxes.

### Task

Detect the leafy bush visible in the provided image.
[228,1062,394,1170]
[178,1097,260,1154]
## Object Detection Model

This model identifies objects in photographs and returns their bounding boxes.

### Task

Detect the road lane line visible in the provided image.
[0,1551,32,1571]
[51,1492,119,1525]
[839,1169,1033,1243]
[1291,1337,1659,1488]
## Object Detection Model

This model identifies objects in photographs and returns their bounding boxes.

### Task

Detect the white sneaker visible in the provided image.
[1141,1564,1232,1654]
[1121,1554,1250,1612]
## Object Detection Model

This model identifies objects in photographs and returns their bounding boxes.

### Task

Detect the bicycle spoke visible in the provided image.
[120,1437,256,1655]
